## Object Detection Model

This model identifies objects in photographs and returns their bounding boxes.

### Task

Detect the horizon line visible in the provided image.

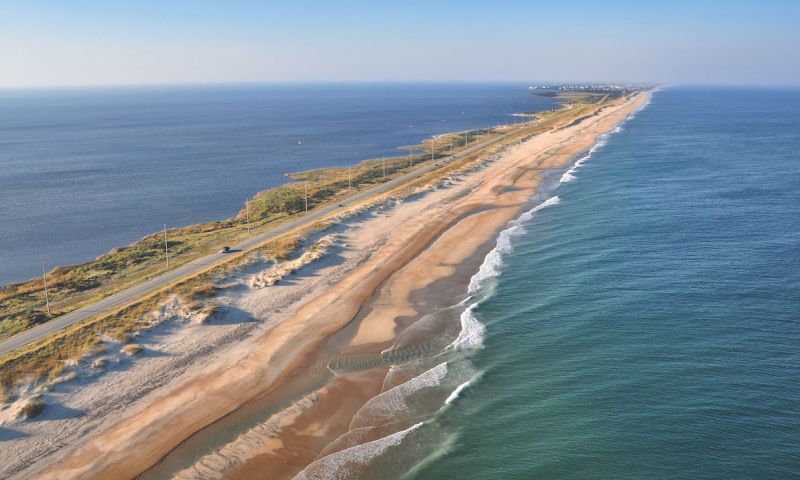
[2,80,800,92]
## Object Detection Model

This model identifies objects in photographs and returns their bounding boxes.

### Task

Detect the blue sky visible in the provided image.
[1,0,798,87]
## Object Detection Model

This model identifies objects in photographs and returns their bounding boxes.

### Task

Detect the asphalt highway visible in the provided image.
[0,125,528,357]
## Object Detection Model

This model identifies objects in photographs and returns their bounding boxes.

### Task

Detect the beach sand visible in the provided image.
[21,92,648,480]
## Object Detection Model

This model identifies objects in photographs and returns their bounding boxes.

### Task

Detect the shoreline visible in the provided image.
[0,114,525,370]
[28,91,649,479]
[234,92,650,479]
[0,115,528,392]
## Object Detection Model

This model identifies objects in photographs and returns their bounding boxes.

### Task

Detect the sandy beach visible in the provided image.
[1,91,648,480]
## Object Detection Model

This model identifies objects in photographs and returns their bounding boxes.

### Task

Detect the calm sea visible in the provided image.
[0,84,552,285]
[405,87,800,479]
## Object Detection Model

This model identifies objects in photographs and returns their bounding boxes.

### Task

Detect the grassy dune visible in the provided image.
[0,91,624,396]
[0,147,449,340]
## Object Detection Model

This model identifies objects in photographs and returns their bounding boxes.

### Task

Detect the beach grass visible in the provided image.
[0,149,444,343]
[0,91,624,391]
[19,396,46,419]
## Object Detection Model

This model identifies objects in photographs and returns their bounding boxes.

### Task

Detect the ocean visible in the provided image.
[0,84,553,286]
[7,85,799,479]
[142,87,800,480]
[400,87,800,479]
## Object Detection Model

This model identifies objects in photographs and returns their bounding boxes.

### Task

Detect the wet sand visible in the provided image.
[39,92,649,480]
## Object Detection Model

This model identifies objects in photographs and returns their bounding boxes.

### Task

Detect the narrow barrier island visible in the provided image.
[0,90,621,404]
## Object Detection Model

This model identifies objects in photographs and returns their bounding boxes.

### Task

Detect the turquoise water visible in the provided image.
[404,88,800,479]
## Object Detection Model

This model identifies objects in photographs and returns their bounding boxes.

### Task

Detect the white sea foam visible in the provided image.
[447,303,485,351]
[351,363,448,429]
[466,248,502,295]
[293,422,424,480]
[444,374,479,405]
[455,99,646,347]
[451,196,561,352]
[513,195,561,224]
[559,123,621,183]
[466,195,561,295]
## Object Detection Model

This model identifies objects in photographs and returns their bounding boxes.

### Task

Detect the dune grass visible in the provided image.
[19,396,46,419]
[0,147,451,343]
[0,224,324,387]
[0,91,626,394]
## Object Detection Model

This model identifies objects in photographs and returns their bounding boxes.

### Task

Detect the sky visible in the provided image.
[1,0,799,88]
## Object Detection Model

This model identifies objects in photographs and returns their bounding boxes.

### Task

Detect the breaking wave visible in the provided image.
[293,422,424,480]
[559,92,655,184]
[560,133,610,183]
[445,374,480,405]
[350,363,448,429]
[447,303,485,351]
[466,196,561,295]
[451,195,561,352]
[295,94,656,478]
[450,93,659,356]
[172,95,655,480]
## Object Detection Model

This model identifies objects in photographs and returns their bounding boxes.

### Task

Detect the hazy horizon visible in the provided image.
[2,0,799,88]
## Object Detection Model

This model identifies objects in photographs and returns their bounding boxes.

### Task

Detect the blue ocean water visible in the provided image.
[0,84,552,285]
[411,88,800,479]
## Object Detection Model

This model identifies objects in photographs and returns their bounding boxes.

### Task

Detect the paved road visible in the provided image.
[0,125,529,357]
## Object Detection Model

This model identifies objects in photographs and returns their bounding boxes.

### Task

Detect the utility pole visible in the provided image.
[382,157,386,179]
[431,144,434,162]
[304,181,308,212]
[246,204,251,235]
[163,224,169,269]
[41,261,51,316]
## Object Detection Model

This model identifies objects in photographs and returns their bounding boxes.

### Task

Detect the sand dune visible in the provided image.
[15,92,648,480]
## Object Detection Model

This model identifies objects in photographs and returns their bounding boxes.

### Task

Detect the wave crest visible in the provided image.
[350,363,448,430]
[293,422,423,480]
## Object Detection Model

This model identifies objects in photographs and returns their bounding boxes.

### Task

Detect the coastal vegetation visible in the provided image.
[0,146,448,343]
[18,395,46,419]
[0,91,624,399]
[121,344,143,356]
